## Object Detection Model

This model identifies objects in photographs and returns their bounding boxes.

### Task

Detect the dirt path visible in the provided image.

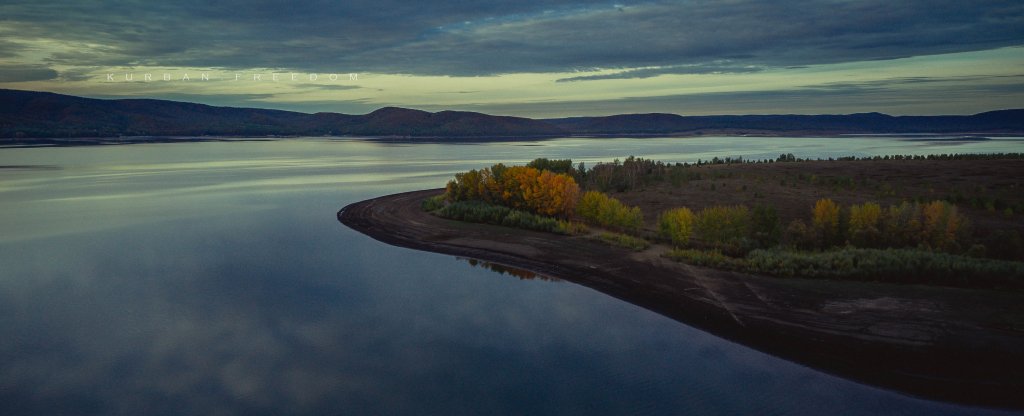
[339,189,1024,409]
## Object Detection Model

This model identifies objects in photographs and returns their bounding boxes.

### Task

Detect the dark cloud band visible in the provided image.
[1,0,1021,76]
[0,66,59,83]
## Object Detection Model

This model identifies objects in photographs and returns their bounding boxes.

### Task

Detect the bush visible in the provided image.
[597,232,650,251]
[437,200,510,223]
[576,191,644,231]
[421,194,446,212]
[658,207,695,246]
[664,248,742,269]
[555,220,589,236]
[435,201,573,235]
[744,248,1024,290]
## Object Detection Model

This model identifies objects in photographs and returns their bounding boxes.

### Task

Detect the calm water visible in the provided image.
[1,136,1022,415]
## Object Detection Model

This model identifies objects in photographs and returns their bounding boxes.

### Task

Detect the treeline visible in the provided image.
[771,152,1024,164]
[654,198,1024,289]
[576,153,1024,192]
[656,198,972,255]
[436,156,1011,258]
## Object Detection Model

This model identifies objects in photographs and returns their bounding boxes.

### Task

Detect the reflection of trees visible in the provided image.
[457,257,561,282]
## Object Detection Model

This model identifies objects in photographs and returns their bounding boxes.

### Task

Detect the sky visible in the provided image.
[1,0,1022,117]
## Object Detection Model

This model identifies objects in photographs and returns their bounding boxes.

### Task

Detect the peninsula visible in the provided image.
[340,155,1024,409]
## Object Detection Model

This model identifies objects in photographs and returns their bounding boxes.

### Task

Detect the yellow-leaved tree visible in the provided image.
[811,198,842,247]
[658,207,695,246]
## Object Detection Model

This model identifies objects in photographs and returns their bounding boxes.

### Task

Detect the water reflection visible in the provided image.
[457,257,562,282]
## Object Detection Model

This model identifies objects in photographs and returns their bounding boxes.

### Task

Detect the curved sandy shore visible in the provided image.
[339,189,1024,409]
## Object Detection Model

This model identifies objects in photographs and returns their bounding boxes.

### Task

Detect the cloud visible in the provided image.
[0,39,24,58]
[556,63,765,82]
[57,67,101,82]
[419,73,1024,117]
[0,0,1021,76]
[0,65,59,82]
[296,84,361,91]
[810,74,1024,92]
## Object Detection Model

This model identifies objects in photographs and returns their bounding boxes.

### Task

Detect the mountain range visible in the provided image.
[2,88,1022,140]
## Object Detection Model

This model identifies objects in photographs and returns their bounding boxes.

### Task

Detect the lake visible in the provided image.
[1,136,1022,415]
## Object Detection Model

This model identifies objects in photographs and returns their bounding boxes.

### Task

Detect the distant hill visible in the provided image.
[2,89,1022,140]
[0,89,563,139]
[543,111,1024,135]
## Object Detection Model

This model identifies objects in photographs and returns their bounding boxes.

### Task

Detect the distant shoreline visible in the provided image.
[3,131,1021,148]
[4,89,1023,141]
[339,189,1024,410]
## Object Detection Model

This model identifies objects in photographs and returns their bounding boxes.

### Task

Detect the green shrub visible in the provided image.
[555,220,589,236]
[421,194,446,212]
[664,248,742,269]
[435,201,572,235]
[596,232,650,251]
[658,207,695,246]
[664,246,1024,290]
[744,248,1024,290]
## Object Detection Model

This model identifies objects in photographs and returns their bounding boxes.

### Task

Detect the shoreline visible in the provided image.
[4,131,1022,148]
[339,189,1024,409]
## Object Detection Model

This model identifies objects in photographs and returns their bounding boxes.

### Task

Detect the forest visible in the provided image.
[426,154,1024,289]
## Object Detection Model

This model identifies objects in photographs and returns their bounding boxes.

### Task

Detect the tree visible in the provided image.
[695,205,751,248]
[527,158,575,175]
[444,163,580,218]
[532,170,580,217]
[811,198,841,247]
[659,207,695,246]
[784,219,815,249]
[576,191,643,231]
[882,201,923,248]
[920,200,966,251]
[848,202,882,247]
[750,205,781,248]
